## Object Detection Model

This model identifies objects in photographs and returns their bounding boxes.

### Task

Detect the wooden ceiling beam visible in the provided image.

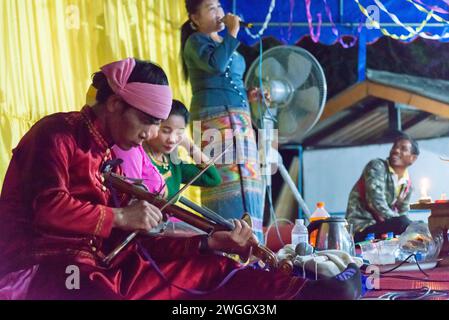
[321,80,449,123]
[320,82,368,120]
[367,81,449,119]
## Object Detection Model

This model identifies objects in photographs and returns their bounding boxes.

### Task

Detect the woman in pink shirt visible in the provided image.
[112,144,166,196]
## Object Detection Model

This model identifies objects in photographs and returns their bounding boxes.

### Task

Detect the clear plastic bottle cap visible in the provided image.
[295,219,305,225]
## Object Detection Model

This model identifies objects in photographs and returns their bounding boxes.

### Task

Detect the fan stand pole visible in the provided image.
[275,150,311,221]
[260,113,275,189]
[260,112,311,222]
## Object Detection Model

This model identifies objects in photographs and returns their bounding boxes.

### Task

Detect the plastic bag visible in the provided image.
[359,239,399,265]
[397,221,443,261]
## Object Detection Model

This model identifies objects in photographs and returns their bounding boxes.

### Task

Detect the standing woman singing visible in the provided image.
[181,0,266,242]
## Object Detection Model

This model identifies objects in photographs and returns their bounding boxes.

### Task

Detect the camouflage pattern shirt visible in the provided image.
[345,158,412,234]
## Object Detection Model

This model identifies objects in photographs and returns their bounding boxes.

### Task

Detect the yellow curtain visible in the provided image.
[0,0,201,201]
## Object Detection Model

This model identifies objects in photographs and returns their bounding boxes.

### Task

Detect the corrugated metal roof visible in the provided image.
[404,116,449,138]
[302,70,449,148]
[307,105,422,146]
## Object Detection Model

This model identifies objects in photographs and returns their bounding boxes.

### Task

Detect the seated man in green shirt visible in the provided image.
[144,99,222,199]
[346,134,419,243]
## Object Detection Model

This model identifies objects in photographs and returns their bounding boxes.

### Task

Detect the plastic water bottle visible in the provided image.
[309,202,330,246]
[291,219,309,248]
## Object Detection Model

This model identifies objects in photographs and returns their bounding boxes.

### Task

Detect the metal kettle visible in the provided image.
[307,217,355,255]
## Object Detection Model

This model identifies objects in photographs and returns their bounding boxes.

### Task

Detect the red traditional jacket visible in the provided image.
[0,106,203,275]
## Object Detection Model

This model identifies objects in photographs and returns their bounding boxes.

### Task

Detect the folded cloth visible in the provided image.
[277,245,363,280]
[294,250,364,279]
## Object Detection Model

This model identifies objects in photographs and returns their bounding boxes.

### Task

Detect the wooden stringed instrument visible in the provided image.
[103,172,293,273]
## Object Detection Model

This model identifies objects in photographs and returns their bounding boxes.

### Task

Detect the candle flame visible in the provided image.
[420,177,430,198]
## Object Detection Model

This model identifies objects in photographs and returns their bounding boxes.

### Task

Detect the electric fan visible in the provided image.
[245,45,327,143]
[244,46,327,219]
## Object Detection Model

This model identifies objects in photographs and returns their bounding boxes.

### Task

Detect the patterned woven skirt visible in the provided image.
[191,105,265,242]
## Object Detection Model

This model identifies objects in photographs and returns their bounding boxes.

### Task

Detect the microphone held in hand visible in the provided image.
[239,20,253,29]
[220,16,253,29]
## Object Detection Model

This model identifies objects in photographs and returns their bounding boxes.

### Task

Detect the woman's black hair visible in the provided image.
[91,59,169,123]
[181,0,204,81]
[170,99,190,124]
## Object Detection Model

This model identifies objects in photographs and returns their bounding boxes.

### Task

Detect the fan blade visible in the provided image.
[291,87,320,113]
[277,87,322,140]
[286,52,312,90]
[277,109,299,136]
[256,57,286,79]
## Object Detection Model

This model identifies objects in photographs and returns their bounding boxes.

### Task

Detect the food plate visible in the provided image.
[375,259,440,272]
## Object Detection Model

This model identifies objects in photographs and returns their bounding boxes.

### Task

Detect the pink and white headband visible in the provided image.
[100,58,172,120]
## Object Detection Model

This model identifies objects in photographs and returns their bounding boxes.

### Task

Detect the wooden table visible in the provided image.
[410,202,449,265]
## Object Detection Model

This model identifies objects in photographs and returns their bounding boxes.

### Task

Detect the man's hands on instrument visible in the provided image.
[113,200,163,232]
[207,219,258,260]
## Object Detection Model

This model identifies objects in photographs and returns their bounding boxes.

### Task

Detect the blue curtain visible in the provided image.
[221,0,449,45]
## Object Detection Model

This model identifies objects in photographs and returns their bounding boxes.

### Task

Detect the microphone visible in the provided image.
[240,20,253,29]
[220,16,253,29]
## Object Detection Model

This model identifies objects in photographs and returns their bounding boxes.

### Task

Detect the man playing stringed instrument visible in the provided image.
[0,58,361,300]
